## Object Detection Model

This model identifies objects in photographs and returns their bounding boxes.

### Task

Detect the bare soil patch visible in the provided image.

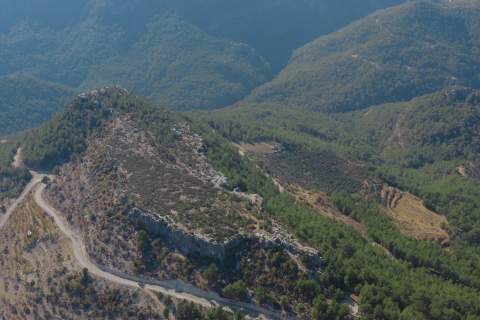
[457,163,480,180]
[12,147,24,168]
[379,185,448,244]
[229,139,282,154]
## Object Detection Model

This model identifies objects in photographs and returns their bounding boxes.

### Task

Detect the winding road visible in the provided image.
[1,181,290,320]
[0,179,42,229]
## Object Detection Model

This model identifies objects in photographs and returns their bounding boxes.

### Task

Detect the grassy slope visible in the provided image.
[245,1,480,113]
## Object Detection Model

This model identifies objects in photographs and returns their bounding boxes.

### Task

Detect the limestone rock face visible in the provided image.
[233,191,264,207]
[210,174,229,190]
[126,206,322,265]
[126,206,243,262]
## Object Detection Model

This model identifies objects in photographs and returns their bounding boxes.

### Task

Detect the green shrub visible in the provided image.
[163,307,170,318]
[136,230,150,253]
[203,264,219,282]
[222,280,246,300]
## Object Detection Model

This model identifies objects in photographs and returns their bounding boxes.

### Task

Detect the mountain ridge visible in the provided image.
[245,1,480,113]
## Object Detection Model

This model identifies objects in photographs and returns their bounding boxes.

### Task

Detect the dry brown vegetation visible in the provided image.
[457,163,480,181]
[43,113,264,287]
[229,139,282,155]
[108,117,262,242]
[0,188,161,320]
[379,184,448,244]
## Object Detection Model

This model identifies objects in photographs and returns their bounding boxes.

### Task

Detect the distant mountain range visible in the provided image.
[0,0,407,124]
[246,1,480,113]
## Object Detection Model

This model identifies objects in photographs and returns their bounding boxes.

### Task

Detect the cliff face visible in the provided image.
[126,203,322,265]
[126,206,243,261]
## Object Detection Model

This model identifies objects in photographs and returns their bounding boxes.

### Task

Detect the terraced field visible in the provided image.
[380,185,448,243]
[266,150,370,193]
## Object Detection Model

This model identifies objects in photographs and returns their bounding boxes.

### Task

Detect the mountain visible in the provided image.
[0,0,410,116]
[246,1,480,113]
[6,86,345,319]
[0,13,269,112]
[77,13,270,111]
[0,73,76,137]
[6,1,480,319]
[1,0,407,76]
[5,87,480,319]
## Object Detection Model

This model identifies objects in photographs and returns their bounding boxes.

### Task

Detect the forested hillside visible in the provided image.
[193,84,480,290]
[0,139,31,201]
[10,87,480,319]
[246,1,480,113]
[194,86,480,231]
[188,113,480,320]
[0,73,76,137]
[0,13,269,112]
[0,0,406,76]
[78,13,269,111]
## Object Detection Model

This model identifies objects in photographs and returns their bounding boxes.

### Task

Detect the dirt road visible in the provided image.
[0,179,42,229]
[31,183,289,319]
[0,179,290,319]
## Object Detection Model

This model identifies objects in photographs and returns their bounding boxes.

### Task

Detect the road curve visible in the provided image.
[0,179,42,230]
[32,184,291,320]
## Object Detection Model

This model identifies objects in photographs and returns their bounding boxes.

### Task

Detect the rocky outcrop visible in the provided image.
[126,206,244,262]
[125,203,322,266]
[233,191,264,207]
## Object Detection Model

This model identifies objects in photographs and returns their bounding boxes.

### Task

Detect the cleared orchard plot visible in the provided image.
[267,149,371,193]
[229,139,282,154]
[380,185,448,244]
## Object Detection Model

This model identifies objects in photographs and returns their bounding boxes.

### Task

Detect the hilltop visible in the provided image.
[4,87,480,318]
[8,87,335,318]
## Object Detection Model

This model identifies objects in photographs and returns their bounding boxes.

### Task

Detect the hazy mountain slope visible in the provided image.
[246,1,480,113]
[78,13,269,111]
[1,0,407,76]
[176,0,407,74]
[0,73,76,137]
[0,12,269,111]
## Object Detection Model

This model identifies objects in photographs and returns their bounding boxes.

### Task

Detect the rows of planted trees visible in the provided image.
[187,118,480,319]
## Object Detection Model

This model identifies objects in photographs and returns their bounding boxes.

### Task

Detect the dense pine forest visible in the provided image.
[0,73,76,137]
